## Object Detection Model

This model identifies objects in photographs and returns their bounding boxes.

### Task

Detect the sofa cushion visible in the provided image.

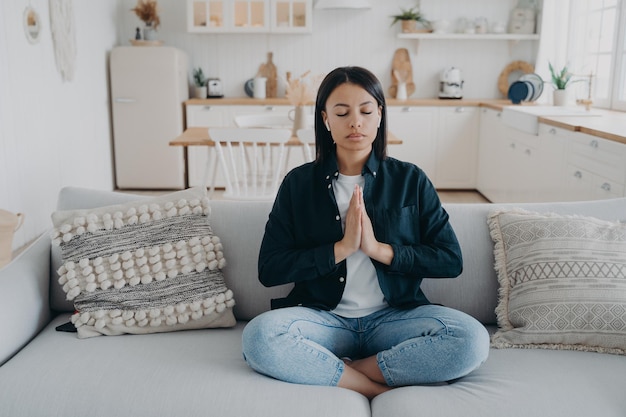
[0,316,370,417]
[371,341,626,417]
[488,209,626,355]
[50,187,236,338]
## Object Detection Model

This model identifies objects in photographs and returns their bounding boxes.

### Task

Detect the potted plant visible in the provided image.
[548,62,578,106]
[132,0,160,41]
[192,67,207,99]
[390,5,431,33]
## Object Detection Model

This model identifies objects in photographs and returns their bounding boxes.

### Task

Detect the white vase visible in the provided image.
[289,106,307,137]
[143,24,157,41]
[396,83,408,100]
[553,89,569,106]
[193,86,207,99]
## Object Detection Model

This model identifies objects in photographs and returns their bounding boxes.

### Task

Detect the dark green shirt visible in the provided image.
[258,151,462,311]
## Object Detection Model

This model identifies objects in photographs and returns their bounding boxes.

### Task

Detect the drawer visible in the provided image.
[186,105,227,127]
[538,124,574,140]
[568,133,626,183]
[567,164,625,199]
[568,153,625,184]
[569,133,626,162]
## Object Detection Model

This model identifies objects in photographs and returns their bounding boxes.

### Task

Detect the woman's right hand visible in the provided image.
[334,185,362,263]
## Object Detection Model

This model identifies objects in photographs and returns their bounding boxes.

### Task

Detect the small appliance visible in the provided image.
[439,67,464,99]
[207,78,224,98]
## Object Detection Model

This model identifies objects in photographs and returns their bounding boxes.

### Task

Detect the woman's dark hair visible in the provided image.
[314,66,387,164]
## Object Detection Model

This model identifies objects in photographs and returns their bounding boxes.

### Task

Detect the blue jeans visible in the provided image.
[242,304,489,387]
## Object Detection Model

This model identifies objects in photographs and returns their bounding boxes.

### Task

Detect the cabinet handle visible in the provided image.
[574,170,583,179]
[601,182,611,191]
[510,143,516,149]
[455,107,465,113]
[590,139,599,148]
[265,106,274,111]
[497,112,502,117]
[549,128,557,135]
[525,149,531,156]
[401,107,411,112]
[202,106,212,110]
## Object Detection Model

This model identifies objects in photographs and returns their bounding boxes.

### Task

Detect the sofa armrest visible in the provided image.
[0,232,52,366]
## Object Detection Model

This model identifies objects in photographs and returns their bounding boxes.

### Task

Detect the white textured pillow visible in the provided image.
[488,209,626,355]
[51,187,236,338]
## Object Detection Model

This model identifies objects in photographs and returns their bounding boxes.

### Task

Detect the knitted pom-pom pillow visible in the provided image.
[51,187,236,338]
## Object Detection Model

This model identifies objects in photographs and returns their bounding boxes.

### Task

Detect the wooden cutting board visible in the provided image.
[389,48,415,98]
[258,52,278,98]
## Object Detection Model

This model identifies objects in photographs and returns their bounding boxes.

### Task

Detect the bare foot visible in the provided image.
[348,356,387,384]
[338,358,392,399]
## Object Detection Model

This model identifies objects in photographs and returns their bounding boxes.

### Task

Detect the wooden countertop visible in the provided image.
[185,98,626,144]
[185,97,510,107]
[538,110,626,145]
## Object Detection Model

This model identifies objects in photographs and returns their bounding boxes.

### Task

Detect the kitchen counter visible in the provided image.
[476,102,626,144]
[538,109,626,145]
[185,98,626,144]
[185,98,511,107]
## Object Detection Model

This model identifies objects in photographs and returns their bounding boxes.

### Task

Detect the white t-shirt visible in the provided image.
[331,173,388,318]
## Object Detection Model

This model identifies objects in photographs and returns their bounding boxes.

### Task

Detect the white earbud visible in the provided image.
[325,121,330,131]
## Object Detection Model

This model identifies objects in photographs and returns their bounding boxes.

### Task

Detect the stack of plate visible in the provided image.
[508,73,544,104]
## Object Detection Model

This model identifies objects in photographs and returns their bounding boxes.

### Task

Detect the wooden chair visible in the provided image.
[209,127,292,200]
[296,128,316,162]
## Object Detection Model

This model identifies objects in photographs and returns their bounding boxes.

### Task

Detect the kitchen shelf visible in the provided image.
[398,33,540,54]
[397,33,539,41]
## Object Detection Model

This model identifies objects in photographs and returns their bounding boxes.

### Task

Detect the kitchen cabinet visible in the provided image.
[478,108,626,203]
[502,127,542,202]
[386,106,437,180]
[187,0,268,33]
[562,132,626,201]
[270,0,312,33]
[387,106,479,189]
[534,124,568,201]
[186,105,229,187]
[435,106,479,189]
[228,104,292,121]
[187,0,312,33]
[477,108,566,203]
[477,108,509,202]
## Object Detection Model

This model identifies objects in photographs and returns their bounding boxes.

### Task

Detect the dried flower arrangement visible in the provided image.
[285,71,323,107]
[132,0,160,29]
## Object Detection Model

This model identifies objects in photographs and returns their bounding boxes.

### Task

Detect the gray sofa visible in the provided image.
[1,186,625,417]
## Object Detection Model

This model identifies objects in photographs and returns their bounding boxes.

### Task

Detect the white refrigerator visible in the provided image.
[110,46,188,189]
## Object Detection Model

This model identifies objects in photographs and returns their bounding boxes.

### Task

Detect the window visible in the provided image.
[567,0,626,110]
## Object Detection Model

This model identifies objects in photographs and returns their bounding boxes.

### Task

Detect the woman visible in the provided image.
[242,66,489,399]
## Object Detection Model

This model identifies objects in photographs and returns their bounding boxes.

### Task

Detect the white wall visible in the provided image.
[0,1,119,251]
[118,0,539,99]
[1,0,540,254]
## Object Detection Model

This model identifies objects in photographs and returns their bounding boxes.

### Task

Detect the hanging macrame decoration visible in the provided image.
[49,0,76,82]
